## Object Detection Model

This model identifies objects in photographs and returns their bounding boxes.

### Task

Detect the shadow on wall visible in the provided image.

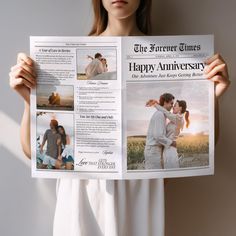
[0,111,56,236]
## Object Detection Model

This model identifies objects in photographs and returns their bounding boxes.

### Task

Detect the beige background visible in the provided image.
[0,0,235,235]
[151,1,236,236]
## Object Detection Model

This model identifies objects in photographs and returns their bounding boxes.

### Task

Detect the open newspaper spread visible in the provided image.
[30,35,214,179]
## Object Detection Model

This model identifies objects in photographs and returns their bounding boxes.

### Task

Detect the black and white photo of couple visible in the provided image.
[36,112,74,170]
[144,93,190,169]
[77,47,117,80]
[127,81,210,171]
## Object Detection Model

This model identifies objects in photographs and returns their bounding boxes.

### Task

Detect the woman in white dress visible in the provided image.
[149,100,190,169]
[9,0,230,235]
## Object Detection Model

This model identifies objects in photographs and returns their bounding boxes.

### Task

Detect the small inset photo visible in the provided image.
[77,47,117,80]
[37,84,74,111]
[36,112,74,171]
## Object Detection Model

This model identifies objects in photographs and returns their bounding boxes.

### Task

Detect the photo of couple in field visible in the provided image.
[77,47,117,80]
[127,80,210,171]
[36,112,74,171]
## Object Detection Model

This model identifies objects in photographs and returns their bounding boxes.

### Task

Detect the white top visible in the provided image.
[92,71,116,80]
[145,109,172,147]
[85,59,104,79]
[61,145,74,159]
[155,104,184,141]
[53,179,165,236]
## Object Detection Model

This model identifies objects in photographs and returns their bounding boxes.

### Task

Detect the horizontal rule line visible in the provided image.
[126,57,204,60]
[127,166,210,173]
[127,78,206,82]
[34,45,117,48]
[37,170,119,173]
[34,41,117,43]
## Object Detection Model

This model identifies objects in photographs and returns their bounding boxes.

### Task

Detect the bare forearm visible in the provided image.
[20,102,31,159]
[58,144,61,156]
[215,98,219,145]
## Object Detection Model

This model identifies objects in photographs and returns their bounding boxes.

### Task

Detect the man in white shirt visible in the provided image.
[144,93,176,169]
[85,53,104,79]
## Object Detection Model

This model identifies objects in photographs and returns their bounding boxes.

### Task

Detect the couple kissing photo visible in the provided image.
[127,81,210,171]
[77,47,117,80]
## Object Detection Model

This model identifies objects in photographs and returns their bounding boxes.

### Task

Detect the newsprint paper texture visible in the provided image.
[30,35,214,179]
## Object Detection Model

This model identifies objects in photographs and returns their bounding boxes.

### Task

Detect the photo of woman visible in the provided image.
[146,98,190,169]
[57,125,74,170]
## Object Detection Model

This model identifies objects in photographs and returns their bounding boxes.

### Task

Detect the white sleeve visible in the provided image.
[61,149,67,158]
[96,61,104,74]
[154,104,182,126]
[152,113,173,147]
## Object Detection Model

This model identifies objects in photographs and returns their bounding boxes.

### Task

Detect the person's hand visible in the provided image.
[171,141,177,148]
[58,155,62,161]
[146,99,159,107]
[204,53,230,98]
[40,145,43,154]
[55,159,62,169]
[9,53,37,104]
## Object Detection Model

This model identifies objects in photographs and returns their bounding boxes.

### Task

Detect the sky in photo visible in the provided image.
[77,47,117,73]
[37,85,74,98]
[37,112,74,138]
[127,80,210,136]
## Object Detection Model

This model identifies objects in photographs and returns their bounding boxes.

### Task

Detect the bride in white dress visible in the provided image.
[147,99,190,169]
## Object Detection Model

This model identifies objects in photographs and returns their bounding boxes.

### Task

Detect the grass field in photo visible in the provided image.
[37,97,74,111]
[77,73,87,80]
[127,134,209,170]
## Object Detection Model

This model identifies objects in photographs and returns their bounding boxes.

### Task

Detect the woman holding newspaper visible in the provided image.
[9,0,230,235]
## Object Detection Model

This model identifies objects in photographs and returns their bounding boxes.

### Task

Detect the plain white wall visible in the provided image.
[0,0,235,236]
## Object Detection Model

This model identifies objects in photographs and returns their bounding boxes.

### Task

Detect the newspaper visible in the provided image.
[30,35,214,179]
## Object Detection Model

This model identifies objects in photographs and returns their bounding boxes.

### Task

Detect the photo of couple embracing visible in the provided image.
[127,81,210,171]
[36,112,74,171]
[77,48,117,80]
[144,93,190,169]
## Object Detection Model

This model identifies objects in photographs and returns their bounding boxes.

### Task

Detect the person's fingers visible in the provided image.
[10,65,36,86]
[17,52,34,66]
[207,75,223,83]
[207,74,230,86]
[146,99,156,106]
[204,58,224,74]
[204,54,231,98]
[146,100,152,106]
[9,75,34,89]
[11,61,37,78]
[204,63,228,79]
[204,53,225,65]
[9,68,36,89]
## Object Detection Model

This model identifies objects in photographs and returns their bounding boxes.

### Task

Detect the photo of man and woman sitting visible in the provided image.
[37,84,74,111]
